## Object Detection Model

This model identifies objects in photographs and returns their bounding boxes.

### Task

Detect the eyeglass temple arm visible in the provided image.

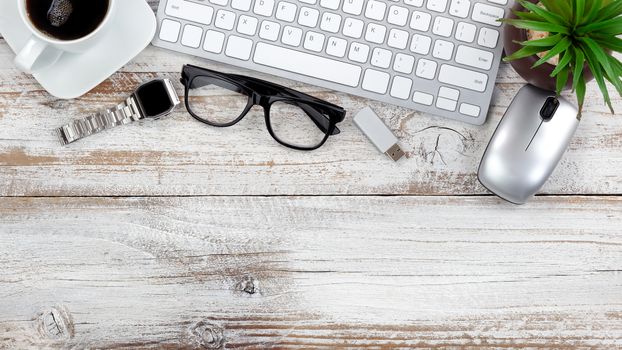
[297,103,341,136]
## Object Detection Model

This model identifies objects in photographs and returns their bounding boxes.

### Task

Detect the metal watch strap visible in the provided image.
[56,96,143,145]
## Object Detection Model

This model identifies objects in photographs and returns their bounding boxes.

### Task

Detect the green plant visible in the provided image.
[503,0,622,117]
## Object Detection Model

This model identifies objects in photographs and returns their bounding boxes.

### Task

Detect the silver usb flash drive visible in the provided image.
[353,107,405,161]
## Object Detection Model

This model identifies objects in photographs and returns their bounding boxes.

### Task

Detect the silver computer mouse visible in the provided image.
[478,85,579,204]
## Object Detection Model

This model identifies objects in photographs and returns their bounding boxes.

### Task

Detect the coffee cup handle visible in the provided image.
[14,36,60,74]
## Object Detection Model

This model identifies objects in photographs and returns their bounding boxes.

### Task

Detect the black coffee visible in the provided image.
[26,0,109,41]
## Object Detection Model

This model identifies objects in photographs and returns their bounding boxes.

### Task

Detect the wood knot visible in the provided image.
[236,275,257,295]
[189,321,224,349]
[34,305,74,341]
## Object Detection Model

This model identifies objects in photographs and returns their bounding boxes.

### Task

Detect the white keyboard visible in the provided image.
[152,0,511,125]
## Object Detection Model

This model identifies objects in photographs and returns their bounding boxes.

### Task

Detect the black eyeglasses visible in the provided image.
[180,64,346,151]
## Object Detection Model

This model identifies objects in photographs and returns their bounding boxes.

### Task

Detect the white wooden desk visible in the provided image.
[1,2,621,348]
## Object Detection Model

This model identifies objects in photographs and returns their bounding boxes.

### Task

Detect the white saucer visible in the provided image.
[0,0,156,99]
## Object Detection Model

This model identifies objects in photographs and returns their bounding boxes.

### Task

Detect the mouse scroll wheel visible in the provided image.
[540,97,560,121]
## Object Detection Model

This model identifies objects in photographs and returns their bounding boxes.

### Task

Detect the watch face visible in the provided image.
[135,80,175,118]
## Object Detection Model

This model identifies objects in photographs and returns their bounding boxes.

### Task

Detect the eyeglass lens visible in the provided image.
[187,76,250,125]
[268,100,328,149]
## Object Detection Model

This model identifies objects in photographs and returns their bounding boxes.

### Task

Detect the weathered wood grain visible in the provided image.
[1,39,622,196]
[1,196,621,349]
[2,4,622,349]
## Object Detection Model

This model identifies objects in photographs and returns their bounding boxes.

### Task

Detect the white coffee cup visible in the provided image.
[14,0,117,74]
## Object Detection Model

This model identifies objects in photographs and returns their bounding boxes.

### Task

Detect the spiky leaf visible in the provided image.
[516,0,569,26]
[592,35,622,53]
[595,0,622,21]
[518,33,563,47]
[581,42,615,114]
[551,50,573,77]
[502,19,570,34]
[556,65,570,96]
[578,17,622,35]
[503,45,550,61]
[572,47,585,92]
[532,36,572,68]
[576,75,586,119]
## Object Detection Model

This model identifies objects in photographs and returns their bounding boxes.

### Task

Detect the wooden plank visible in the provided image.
[1,42,621,197]
[1,196,621,348]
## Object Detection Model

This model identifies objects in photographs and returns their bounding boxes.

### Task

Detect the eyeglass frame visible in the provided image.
[180,64,347,151]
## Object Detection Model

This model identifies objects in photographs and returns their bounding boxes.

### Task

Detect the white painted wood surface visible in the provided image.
[1,2,622,348]
[1,196,622,348]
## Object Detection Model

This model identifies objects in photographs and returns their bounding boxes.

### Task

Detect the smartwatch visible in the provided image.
[56,78,180,145]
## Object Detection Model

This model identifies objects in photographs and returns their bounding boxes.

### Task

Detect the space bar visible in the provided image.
[253,43,362,87]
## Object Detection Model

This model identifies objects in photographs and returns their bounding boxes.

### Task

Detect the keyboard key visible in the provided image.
[365,0,386,21]
[254,42,362,87]
[298,7,320,27]
[203,30,225,53]
[427,0,448,13]
[254,0,275,16]
[365,23,386,44]
[320,13,342,33]
[449,0,470,18]
[416,59,437,79]
[455,45,494,70]
[387,5,409,26]
[304,31,326,52]
[165,0,214,25]
[455,22,476,42]
[326,37,347,57]
[181,24,203,48]
[282,25,303,46]
[159,19,181,43]
[231,0,252,11]
[438,64,488,92]
[410,34,432,55]
[320,0,340,10]
[387,29,409,49]
[362,69,390,94]
[410,11,431,31]
[276,1,297,22]
[390,76,413,100]
[215,10,236,30]
[259,20,280,41]
[371,48,392,69]
[343,18,364,38]
[433,17,454,37]
[472,3,504,27]
[488,0,507,4]
[436,97,457,111]
[433,40,454,60]
[460,103,481,117]
[210,0,228,5]
[439,86,460,100]
[393,53,415,74]
[413,91,434,105]
[387,5,410,26]
[348,42,370,62]
[237,15,258,35]
[405,0,424,6]
[343,0,364,15]
[225,35,253,60]
[478,27,499,48]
